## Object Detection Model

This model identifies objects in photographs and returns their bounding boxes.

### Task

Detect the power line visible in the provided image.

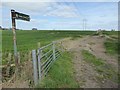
[72,2,88,30]
[83,19,87,30]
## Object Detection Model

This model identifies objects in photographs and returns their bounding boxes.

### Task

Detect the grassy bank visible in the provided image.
[104,39,119,55]
[82,50,118,83]
[103,31,119,55]
[37,51,79,88]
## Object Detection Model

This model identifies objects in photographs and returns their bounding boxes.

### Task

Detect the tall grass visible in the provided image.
[37,52,79,88]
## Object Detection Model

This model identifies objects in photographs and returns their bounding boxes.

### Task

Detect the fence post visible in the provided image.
[52,41,56,60]
[32,50,38,85]
[37,49,41,81]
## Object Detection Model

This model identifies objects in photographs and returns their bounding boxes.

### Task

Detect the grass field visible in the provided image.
[1,30,96,67]
[2,30,119,63]
[2,30,96,65]
[2,30,119,52]
[2,30,96,52]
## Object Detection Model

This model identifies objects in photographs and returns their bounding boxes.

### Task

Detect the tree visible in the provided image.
[32,28,37,30]
[0,26,2,29]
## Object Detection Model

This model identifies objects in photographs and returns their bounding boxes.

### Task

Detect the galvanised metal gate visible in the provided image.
[32,41,60,85]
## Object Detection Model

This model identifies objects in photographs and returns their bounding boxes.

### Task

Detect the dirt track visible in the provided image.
[60,35,118,88]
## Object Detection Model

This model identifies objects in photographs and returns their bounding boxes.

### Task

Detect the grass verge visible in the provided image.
[82,50,118,83]
[104,39,119,55]
[36,51,79,88]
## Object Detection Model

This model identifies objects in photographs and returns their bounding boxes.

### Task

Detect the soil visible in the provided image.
[60,35,118,88]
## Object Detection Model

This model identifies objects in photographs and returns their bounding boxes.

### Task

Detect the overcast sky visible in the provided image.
[0,0,119,30]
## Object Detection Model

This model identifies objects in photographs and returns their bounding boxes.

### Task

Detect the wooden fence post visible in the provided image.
[32,50,38,85]
[37,49,41,81]
[52,41,56,60]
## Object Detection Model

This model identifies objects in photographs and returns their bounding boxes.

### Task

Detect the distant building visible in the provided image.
[32,28,37,30]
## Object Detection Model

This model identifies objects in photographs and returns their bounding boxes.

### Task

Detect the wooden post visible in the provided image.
[37,49,41,81]
[32,50,38,85]
[52,41,56,60]
[38,42,43,56]
[11,10,19,75]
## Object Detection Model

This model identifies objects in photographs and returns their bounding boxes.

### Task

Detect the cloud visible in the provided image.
[2,0,55,2]
[1,2,118,30]
[2,2,79,18]
[1,0,119,2]
[44,4,79,18]
[2,2,53,13]
[31,19,49,24]
[79,2,118,30]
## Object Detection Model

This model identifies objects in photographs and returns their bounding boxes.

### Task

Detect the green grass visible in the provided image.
[2,30,119,86]
[2,30,119,65]
[82,50,118,83]
[2,30,95,65]
[2,30,119,52]
[102,31,119,36]
[82,50,104,66]
[37,52,79,88]
[2,30,95,52]
[104,39,119,55]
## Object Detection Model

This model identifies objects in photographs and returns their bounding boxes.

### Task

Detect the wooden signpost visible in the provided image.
[11,9,30,75]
